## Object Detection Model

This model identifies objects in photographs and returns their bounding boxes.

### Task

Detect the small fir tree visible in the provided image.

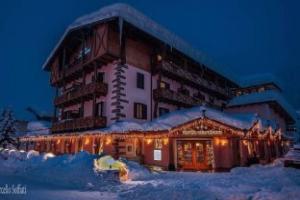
[0,109,19,149]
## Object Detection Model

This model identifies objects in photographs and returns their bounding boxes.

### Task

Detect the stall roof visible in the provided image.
[42,3,237,83]
[228,90,296,123]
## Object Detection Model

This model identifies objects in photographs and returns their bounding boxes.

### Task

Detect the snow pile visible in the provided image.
[121,159,151,181]
[0,150,115,189]
[120,162,300,200]
[26,121,50,135]
[0,149,151,190]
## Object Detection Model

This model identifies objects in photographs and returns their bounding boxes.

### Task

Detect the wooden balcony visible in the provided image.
[153,88,203,107]
[51,116,107,133]
[155,61,230,99]
[54,82,108,107]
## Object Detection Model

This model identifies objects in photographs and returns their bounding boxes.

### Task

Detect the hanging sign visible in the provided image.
[182,130,222,136]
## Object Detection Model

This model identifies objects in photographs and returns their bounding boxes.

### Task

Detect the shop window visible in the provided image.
[136,72,144,89]
[159,107,169,116]
[134,103,147,120]
[154,139,163,149]
[159,81,170,90]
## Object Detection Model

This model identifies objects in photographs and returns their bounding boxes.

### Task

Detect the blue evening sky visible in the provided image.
[0,0,299,120]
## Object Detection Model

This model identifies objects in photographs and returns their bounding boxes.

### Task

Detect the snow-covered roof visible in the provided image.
[228,90,297,122]
[99,106,271,133]
[17,121,51,136]
[43,3,237,83]
[239,73,283,90]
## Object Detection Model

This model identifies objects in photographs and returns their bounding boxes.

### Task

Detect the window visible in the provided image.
[127,145,133,153]
[134,103,147,119]
[96,72,105,82]
[79,107,84,118]
[159,81,170,89]
[159,107,169,116]
[154,139,163,149]
[95,102,104,117]
[77,47,91,59]
[136,72,144,89]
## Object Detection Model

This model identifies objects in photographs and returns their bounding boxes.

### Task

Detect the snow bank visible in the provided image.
[0,150,115,189]
[120,161,300,200]
[0,149,151,190]
[121,159,151,181]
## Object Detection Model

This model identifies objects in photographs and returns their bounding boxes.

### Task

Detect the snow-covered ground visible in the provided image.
[0,150,300,200]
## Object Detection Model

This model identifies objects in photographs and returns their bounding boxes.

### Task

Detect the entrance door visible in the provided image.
[177,140,209,170]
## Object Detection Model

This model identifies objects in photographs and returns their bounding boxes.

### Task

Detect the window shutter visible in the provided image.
[101,102,105,117]
[142,104,147,119]
[134,103,137,118]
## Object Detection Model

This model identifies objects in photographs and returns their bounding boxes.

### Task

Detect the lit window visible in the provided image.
[77,47,91,59]
[159,81,170,90]
[154,139,163,149]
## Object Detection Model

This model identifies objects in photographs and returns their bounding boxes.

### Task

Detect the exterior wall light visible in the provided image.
[163,138,169,145]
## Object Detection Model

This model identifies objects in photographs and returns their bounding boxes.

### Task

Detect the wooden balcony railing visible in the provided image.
[153,88,203,107]
[51,116,107,133]
[156,61,230,98]
[54,82,108,107]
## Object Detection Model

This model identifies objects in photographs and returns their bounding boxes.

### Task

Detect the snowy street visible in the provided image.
[1,150,300,200]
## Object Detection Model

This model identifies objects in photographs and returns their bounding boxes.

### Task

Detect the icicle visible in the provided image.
[118,17,123,46]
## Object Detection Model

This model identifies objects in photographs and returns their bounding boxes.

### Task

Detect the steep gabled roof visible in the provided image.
[43,3,237,83]
[228,90,296,123]
[239,73,283,90]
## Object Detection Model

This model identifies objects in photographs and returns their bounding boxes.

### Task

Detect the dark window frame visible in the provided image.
[95,102,104,117]
[136,72,145,89]
[134,103,147,120]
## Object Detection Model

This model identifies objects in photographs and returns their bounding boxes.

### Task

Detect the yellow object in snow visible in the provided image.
[94,155,128,181]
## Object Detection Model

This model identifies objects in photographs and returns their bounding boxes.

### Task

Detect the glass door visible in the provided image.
[177,140,209,170]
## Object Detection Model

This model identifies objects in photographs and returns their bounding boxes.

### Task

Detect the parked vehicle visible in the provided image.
[284,144,300,169]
